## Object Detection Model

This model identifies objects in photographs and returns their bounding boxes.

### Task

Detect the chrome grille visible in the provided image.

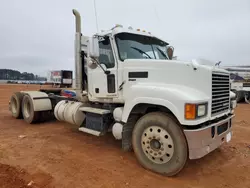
[212,72,230,115]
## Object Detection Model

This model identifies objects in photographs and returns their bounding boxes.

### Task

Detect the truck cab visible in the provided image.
[87,27,174,103]
[84,25,235,124]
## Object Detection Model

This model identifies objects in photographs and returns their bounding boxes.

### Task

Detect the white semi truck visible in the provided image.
[9,9,237,176]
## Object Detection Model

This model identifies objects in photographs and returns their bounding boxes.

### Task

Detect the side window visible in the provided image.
[99,38,115,68]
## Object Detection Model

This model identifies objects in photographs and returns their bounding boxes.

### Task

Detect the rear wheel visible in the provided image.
[9,92,24,119]
[132,112,188,176]
[21,95,39,124]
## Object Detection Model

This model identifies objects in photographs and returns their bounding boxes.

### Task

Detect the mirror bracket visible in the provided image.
[105,70,111,75]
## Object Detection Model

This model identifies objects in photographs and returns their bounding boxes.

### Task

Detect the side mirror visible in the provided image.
[88,37,99,58]
[167,46,174,60]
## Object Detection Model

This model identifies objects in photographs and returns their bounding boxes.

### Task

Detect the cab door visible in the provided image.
[87,37,118,98]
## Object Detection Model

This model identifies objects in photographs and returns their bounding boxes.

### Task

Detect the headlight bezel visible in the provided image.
[185,102,208,120]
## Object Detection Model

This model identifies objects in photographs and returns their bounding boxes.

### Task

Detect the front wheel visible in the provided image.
[132,112,188,176]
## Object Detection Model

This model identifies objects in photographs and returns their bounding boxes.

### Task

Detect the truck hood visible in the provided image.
[123,58,228,73]
[122,58,229,99]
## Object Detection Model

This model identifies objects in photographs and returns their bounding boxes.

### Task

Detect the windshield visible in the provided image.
[115,33,169,61]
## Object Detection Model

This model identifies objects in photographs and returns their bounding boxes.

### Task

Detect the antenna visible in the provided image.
[153,7,160,23]
[93,0,99,32]
[152,5,164,33]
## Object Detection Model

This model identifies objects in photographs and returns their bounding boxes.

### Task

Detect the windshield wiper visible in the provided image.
[131,47,152,59]
[156,47,168,59]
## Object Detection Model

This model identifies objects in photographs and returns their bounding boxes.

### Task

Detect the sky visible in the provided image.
[0,0,249,77]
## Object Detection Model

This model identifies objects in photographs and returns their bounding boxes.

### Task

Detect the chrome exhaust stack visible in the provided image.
[72,9,83,101]
[73,9,81,33]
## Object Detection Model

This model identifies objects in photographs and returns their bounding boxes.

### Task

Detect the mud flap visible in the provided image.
[122,115,139,152]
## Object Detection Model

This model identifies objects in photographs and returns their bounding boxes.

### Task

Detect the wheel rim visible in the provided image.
[141,126,174,164]
[23,99,31,118]
[11,98,17,114]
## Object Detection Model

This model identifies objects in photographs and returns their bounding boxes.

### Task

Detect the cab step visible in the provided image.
[78,127,101,136]
[79,106,113,136]
[79,107,111,114]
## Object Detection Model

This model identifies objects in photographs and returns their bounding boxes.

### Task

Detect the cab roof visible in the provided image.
[95,25,169,45]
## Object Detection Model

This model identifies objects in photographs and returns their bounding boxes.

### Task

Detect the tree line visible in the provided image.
[0,69,46,81]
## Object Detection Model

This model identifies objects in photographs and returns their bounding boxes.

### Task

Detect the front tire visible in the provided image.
[132,112,188,176]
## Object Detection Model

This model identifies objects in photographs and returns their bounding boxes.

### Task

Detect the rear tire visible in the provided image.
[9,92,24,119]
[21,95,39,124]
[132,112,188,177]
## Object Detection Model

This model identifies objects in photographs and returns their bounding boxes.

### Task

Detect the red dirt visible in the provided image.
[0,163,31,188]
[0,84,250,188]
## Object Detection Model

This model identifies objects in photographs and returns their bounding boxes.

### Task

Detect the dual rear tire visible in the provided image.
[9,92,39,124]
[9,92,24,119]
[21,94,40,123]
[132,112,188,176]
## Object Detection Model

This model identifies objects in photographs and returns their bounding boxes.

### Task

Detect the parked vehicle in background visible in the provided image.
[223,66,250,103]
[46,70,73,88]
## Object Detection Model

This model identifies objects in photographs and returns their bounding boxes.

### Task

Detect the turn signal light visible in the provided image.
[185,104,196,120]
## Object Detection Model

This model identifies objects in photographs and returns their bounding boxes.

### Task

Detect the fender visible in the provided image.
[21,91,52,111]
[121,83,209,125]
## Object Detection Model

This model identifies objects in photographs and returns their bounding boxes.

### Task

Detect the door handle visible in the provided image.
[129,79,136,81]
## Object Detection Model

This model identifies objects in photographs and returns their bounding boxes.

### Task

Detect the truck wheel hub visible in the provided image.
[150,139,161,150]
[141,125,174,164]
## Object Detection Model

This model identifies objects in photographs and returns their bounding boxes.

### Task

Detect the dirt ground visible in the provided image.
[0,84,249,188]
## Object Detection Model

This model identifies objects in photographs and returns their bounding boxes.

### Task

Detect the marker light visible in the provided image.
[115,24,123,28]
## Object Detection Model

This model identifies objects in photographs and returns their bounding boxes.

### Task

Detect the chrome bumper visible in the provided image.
[184,115,234,160]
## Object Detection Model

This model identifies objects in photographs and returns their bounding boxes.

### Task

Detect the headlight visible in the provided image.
[185,103,208,120]
[197,104,206,117]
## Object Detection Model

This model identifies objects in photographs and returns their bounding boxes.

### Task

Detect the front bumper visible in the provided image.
[183,115,234,160]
